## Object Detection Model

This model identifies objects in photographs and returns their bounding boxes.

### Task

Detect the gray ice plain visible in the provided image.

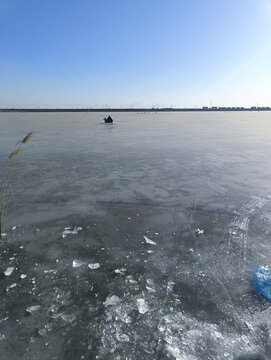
[0,111,271,359]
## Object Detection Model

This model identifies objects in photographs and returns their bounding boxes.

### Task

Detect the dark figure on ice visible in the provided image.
[104,116,113,124]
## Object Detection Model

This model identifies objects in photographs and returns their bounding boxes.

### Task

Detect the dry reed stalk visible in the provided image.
[0,132,34,243]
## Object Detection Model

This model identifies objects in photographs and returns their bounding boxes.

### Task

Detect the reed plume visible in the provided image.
[22,132,33,144]
[0,132,34,243]
[9,149,23,159]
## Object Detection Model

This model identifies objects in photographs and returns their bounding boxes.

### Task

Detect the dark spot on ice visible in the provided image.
[237,354,268,360]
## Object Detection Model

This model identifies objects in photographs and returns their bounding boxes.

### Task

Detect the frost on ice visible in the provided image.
[143,236,157,246]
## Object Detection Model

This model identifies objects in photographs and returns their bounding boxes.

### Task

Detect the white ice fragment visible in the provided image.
[103,295,120,307]
[88,263,100,270]
[136,298,149,314]
[143,236,157,246]
[26,305,41,314]
[114,268,126,274]
[62,226,82,238]
[127,217,131,220]
[19,246,24,249]
[12,226,16,231]
[195,228,204,235]
[4,267,14,276]
[0,334,6,341]
[189,248,194,254]
[0,317,8,324]
[72,259,84,268]
[6,283,17,292]
[9,257,15,260]
[20,274,27,279]
[146,286,156,293]
[1,233,7,237]
[155,232,159,235]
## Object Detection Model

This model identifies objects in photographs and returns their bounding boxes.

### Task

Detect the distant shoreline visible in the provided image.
[1,107,271,113]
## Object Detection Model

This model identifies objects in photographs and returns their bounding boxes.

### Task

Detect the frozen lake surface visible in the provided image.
[0,111,271,359]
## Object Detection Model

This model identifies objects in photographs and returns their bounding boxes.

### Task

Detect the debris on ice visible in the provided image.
[4,267,14,276]
[103,295,120,307]
[88,263,100,270]
[26,305,41,314]
[195,228,204,235]
[62,226,82,238]
[143,236,157,245]
[72,259,84,268]
[136,298,149,314]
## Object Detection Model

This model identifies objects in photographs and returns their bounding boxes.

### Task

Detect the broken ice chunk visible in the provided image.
[26,305,41,314]
[166,281,175,293]
[4,267,14,276]
[195,228,204,235]
[20,274,27,279]
[1,233,7,237]
[137,299,148,314]
[72,259,84,268]
[12,226,16,231]
[143,236,157,245]
[147,250,154,254]
[103,295,120,307]
[62,226,82,238]
[88,263,100,270]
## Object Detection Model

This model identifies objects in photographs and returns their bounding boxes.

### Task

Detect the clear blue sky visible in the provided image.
[1,0,271,108]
